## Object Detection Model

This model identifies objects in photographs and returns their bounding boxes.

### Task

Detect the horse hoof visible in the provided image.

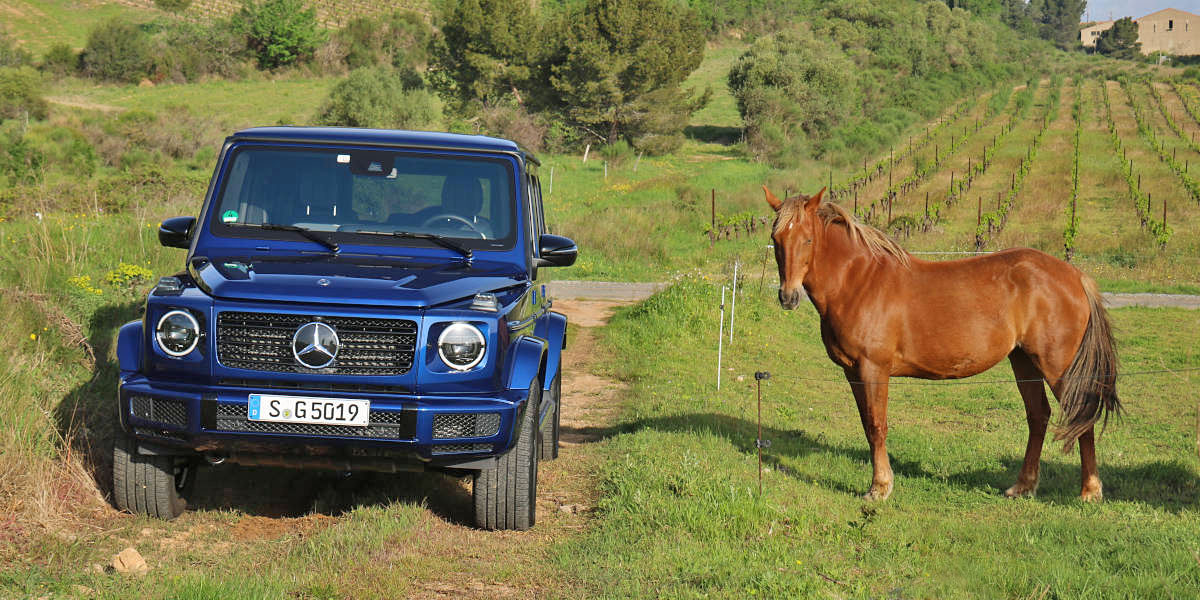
[862,484,892,501]
[1004,484,1037,498]
[1080,488,1103,502]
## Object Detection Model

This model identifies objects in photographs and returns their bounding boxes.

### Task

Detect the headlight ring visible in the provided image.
[156,309,200,358]
[437,322,486,371]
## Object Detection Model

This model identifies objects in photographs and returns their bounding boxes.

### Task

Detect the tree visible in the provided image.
[233,0,326,69]
[0,66,48,121]
[338,11,432,71]
[1030,0,1087,49]
[316,66,437,129]
[79,18,153,83]
[547,0,708,151]
[430,0,541,109]
[728,27,859,159]
[1095,17,1140,60]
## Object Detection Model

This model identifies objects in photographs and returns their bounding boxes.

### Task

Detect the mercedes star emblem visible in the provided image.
[292,322,339,369]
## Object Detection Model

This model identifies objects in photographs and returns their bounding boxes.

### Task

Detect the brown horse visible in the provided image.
[765,186,1120,501]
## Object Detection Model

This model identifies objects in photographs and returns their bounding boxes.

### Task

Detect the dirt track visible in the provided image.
[547,280,1200,309]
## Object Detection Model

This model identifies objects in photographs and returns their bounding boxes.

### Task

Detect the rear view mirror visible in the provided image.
[158,216,195,249]
[535,234,577,267]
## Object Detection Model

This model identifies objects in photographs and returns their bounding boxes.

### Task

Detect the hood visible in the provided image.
[190,254,528,308]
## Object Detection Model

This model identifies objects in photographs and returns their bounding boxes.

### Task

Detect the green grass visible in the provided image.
[553,279,1200,598]
[0,0,155,55]
[51,75,336,127]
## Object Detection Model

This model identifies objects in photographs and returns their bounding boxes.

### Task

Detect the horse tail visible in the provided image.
[1054,275,1121,452]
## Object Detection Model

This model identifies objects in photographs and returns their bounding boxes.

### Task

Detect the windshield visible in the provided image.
[210,146,517,249]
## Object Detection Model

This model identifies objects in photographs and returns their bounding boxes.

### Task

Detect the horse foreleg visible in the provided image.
[1006,350,1050,498]
[846,365,893,500]
[1078,427,1103,501]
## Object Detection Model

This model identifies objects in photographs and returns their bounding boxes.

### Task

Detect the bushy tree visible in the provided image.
[1095,17,1140,60]
[0,66,48,121]
[1030,0,1086,49]
[728,27,858,164]
[79,19,153,83]
[547,0,708,151]
[430,0,541,109]
[233,0,326,69]
[159,20,247,81]
[338,11,431,71]
[316,66,437,129]
[40,43,78,77]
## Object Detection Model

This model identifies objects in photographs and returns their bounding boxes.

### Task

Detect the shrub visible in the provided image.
[0,128,45,185]
[337,11,431,71]
[0,31,32,67]
[159,20,247,81]
[79,18,153,83]
[479,104,547,151]
[0,66,48,121]
[316,67,438,129]
[40,43,78,77]
[233,0,327,69]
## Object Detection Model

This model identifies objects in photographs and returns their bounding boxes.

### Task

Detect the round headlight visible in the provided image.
[156,310,200,357]
[437,323,486,371]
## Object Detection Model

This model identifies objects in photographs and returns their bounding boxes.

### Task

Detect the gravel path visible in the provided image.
[548,281,1200,309]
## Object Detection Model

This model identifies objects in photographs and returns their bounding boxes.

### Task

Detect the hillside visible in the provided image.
[2,1,1199,597]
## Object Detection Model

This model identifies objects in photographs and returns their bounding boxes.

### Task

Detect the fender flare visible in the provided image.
[117,320,143,375]
[504,335,547,394]
[535,310,568,392]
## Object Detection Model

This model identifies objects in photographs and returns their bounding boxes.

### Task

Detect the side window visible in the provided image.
[532,175,546,235]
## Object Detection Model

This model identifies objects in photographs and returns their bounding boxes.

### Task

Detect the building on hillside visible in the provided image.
[1080,8,1200,56]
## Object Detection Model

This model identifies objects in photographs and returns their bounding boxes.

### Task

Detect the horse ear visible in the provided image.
[763,185,783,212]
[804,187,826,212]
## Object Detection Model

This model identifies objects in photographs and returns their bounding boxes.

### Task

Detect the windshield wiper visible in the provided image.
[348,229,472,261]
[230,222,339,254]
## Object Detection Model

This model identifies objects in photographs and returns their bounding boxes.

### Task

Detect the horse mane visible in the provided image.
[776,198,911,268]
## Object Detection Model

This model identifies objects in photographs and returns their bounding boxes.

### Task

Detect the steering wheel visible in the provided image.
[420,214,484,238]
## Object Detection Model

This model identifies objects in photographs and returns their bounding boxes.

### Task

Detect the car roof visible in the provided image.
[229,126,539,165]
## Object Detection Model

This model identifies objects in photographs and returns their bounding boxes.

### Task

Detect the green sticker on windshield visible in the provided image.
[222,210,238,223]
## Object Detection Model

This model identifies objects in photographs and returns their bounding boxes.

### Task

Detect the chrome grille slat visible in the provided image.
[217,311,417,376]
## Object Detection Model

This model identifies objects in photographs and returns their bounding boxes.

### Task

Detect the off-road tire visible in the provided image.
[473,379,540,530]
[538,373,561,461]
[112,435,193,520]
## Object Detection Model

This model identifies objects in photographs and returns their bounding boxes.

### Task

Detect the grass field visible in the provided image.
[554,280,1200,598]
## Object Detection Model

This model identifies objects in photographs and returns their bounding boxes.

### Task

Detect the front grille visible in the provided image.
[432,443,492,455]
[218,378,409,395]
[131,396,188,428]
[214,403,415,439]
[217,312,417,376]
[432,413,501,439]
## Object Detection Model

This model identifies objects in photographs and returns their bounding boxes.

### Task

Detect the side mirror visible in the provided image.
[535,234,577,268]
[158,216,196,249]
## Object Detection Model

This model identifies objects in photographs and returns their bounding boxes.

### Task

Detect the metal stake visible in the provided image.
[755,371,771,495]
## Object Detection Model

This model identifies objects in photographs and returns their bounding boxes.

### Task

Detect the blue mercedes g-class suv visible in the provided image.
[113,127,575,530]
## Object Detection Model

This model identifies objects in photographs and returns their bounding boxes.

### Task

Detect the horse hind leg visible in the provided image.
[1005,350,1051,498]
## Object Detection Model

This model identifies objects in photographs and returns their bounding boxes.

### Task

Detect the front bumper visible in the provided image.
[118,374,531,470]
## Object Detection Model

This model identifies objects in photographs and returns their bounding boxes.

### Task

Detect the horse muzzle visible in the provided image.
[778,288,803,310]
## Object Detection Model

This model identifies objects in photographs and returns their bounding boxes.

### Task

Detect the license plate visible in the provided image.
[247,394,370,427]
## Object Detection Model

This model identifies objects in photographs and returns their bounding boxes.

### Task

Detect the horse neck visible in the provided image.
[803,221,883,316]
